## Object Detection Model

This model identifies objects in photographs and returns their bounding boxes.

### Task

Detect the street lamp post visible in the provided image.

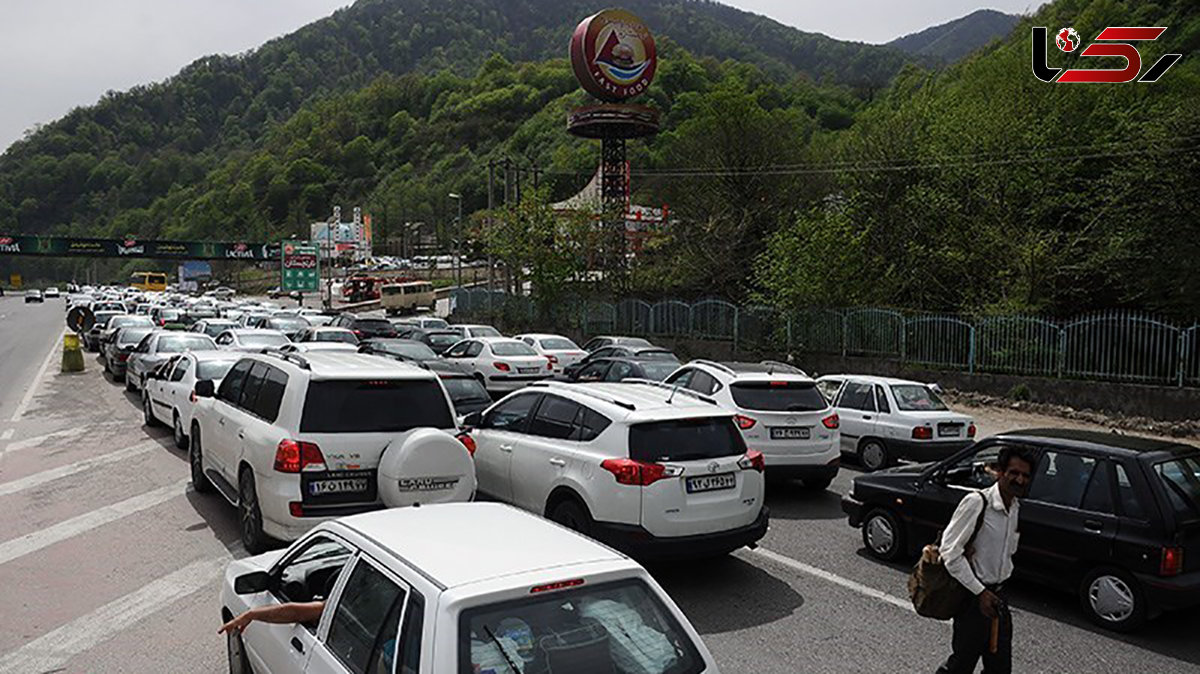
[448,193,463,290]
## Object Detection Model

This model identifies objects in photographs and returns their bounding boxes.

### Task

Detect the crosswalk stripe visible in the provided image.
[0,554,230,673]
[0,479,188,566]
[0,440,159,497]
[0,420,128,456]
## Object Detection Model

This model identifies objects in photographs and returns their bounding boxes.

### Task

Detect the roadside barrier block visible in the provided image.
[61,333,85,373]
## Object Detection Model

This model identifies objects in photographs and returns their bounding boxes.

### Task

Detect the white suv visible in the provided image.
[190,351,476,553]
[663,360,841,490]
[463,381,768,560]
[221,503,720,674]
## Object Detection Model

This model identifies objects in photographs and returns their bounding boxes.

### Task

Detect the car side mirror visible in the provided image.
[195,380,216,398]
[233,570,270,594]
[463,412,482,428]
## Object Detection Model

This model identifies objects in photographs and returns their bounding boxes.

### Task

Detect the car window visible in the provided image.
[527,395,582,440]
[1114,462,1149,520]
[664,369,693,388]
[1028,451,1096,509]
[326,559,407,674]
[605,361,636,382]
[491,341,537,357]
[238,363,268,412]
[540,337,578,351]
[889,384,949,411]
[445,342,469,358]
[197,359,237,381]
[468,326,502,338]
[216,332,232,345]
[169,358,191,383]
[837,382,875,411]
[688,370,719,395]
[582,338,605,351]
[254,365,288,423]
[942,443,1003,490]
[301,380,455,433]
[629,417,746,462]
[458,578,705,674]
[218,360,253,404]
[394,592,425,674]
[1081,460,1115,514]
[730,381,826,411]
[576,361,610,382]
[272,536,353,607]
[482,393,540,432]
[639,362,679,381]
[1154,456,1200,520]
[571,407,612,442]
[874,385,891,414]
[466,342,485,358]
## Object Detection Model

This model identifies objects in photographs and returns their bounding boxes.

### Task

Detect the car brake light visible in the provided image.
[769,381,789,387]
[913,426,933,440]
[457,432,477,456]
[274,439,327,473]
[733,414,757,430]
[189,390,197,403]
[289,501,304,517]
[547,355,559,364]
[822,413,839,429]
[493,361,511,372]
[738,450,765,472]
[1161,546,1184,576]
[967,423,977,438]
[601,458,675,486]
[531,578,585,594]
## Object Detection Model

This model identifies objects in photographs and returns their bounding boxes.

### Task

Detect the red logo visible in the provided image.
[0,237,12,246]
[123,239,136,247]
[234,242,248,252]
[570,9,657,101]
[1033,26,1182,83]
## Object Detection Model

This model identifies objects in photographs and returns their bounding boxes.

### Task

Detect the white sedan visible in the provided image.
[442,337,553,394]
[142,351,240,448]
[514,332,589,374]
[214,328,292,352]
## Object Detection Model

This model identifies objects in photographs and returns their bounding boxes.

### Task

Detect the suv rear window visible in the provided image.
[354,319,393,330]
[459,578,705,674]
[629,417,746,463]
[301,379,454,433]
[731,382,827,412]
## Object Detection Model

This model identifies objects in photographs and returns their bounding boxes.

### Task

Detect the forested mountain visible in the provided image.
[887,9,1019,62]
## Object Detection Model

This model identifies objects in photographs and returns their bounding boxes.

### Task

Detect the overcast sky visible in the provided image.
[0,0,1047,153]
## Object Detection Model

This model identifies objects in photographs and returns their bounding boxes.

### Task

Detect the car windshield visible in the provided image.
[93,311,122,326]
[635,350,678,361]
[491,342,537,357]
[118,328,155,345]
[618,337,652,347]
[240,333,290,347]
[196,360,237,381]
[730,382,827,412]
[639,362,682,381]
[421,318,449,329]
[379,341,437,360]
[268,318,308,331]
[157,335,215,353]
[111,316,152,328]
[459,578,705,674]
[1155,456,1200,520]
[468,326,502,338]
[300,379,454,432]
[889,385,948,411]
[539,338,578,350]
[202,322,236,337]
[159,309,182,320]
[354,319,393,331]
[629,417,746,463]
[319,331,359,344]
[428,333,460,349]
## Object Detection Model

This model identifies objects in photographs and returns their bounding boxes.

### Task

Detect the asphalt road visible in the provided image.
[0,296,1197,673]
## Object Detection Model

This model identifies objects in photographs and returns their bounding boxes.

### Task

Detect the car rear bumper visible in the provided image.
[841,494,866,527]
[590,507,770,561]
[767,458,841,481]
[1136,569,1200,613]
[885,438,973,462]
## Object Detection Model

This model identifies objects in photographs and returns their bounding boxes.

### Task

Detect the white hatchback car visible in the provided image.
[442,337,553,395]
[514,333,589,375]
[464,381,768,559]
[664,361,841,490]
[815,374,976,471]
[190,351,476,553]
[221,503,721,674]
[142,350,241,448]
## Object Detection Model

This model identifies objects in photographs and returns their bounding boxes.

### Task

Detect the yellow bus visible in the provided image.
[381,280,435,316]
[130,271,168,292]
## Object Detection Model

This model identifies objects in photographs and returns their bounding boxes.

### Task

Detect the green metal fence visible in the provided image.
[449,291,1200,388]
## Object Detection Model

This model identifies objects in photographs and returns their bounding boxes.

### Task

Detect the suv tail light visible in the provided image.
[967,423,977,438]
[1161,546,1184,577]
[821,413,840,429]
[733,414,757,430]
[456,432,477,456]
[912,426,933,440]
[274,440,327,473]
[493,361,511,372]
[601,458,680,486]
[738,450,765,472]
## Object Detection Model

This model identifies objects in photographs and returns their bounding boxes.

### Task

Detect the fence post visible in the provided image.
[1179,330,1187,388]
[968,324,976,374]
[900,317,907,364]
[1057,327,1066,378]
[786,314,793,355]
[842,312,848,358]
[732,306,740,357]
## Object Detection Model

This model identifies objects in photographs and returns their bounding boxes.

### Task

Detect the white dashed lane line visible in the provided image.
[9,330,64,423]
[0,440,159,497]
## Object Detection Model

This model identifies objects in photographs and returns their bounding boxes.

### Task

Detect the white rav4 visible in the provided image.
[463,381,769,560]
[221,503,721,674]
[190,351,476,553]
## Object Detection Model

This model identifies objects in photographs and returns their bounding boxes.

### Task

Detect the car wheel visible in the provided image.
[550,499,593,537]
[239,469,268,555]
[142,393,159,427]
[173,412,188,449]
[858,439,889,472]
[226,624,252,674]
[189,424,213,494]
[1080,567,1147,632]
[862,508,906,561]
[801,476,834,491]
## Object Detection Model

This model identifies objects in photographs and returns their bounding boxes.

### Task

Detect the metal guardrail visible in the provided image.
[449,291,1200,388]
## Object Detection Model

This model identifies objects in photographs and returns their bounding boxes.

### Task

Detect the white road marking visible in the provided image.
[0,479,188,566]
[748,547,917,613]
[0,440,159,497]
[0,429,11,441]
[0,554,229,674]
[0,420,134,459]
[9,330,66,422]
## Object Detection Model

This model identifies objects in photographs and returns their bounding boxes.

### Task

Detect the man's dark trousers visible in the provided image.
[936,587,1011,674]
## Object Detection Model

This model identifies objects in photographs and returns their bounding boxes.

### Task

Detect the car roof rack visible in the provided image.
[260,347,310,370]
[621,379,718,406]
[529,381,637,410]
[691,359,734,375]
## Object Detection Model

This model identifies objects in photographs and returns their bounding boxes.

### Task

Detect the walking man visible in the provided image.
[936,446,1035,673]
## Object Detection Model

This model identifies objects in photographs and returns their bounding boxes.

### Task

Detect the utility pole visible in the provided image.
[487,161,495,315]
[448,192,463,290]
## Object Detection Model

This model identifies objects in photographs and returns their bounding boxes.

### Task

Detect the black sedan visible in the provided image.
[563,356,681,383]
[563,345,678,379]
[841,428,1200,632]
[396,327,464,355]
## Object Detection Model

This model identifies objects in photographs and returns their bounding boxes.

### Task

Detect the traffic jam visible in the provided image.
[7,284,1200,673]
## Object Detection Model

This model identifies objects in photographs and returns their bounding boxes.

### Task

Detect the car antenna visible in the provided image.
[667,384,680,405]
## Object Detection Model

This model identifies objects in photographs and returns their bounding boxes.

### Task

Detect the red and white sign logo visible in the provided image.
[1033,26,1182,83]
[1055,27,1080,52]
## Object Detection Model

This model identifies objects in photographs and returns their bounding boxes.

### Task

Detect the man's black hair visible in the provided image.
[998,445,1037,472]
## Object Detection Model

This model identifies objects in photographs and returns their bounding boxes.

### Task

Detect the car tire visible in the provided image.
[189,423,213,494]
[239,469,269,555]
[801,476,834,491]
[550,499,593,537]
[226,623,252,674]
[1079,567,1147,632]
[862,508,906,561]
[858,439,890,472]
[143,393,160,427]
[173,412,188,450]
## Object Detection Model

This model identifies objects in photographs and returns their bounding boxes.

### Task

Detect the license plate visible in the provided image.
[938,424,962,437]
[686,473,736,493]
[308,478,370,496]
[518,367,541,374]
[770,427,811,440]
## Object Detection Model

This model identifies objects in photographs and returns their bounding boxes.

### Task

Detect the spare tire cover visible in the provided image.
[377,427,476,508]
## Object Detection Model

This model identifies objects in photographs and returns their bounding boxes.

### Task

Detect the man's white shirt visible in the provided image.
[940,482,1020,595]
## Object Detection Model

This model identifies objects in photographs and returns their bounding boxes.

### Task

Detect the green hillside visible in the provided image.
[887,9,1020,62]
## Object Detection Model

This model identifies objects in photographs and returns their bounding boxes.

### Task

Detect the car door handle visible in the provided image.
[237,430,245,440]
[499,444,513,453]
[218,418,226,426]
[1084,520,1103,533]
[290,636,305,654]
[549,458,566,467]
[862,415,873,421]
